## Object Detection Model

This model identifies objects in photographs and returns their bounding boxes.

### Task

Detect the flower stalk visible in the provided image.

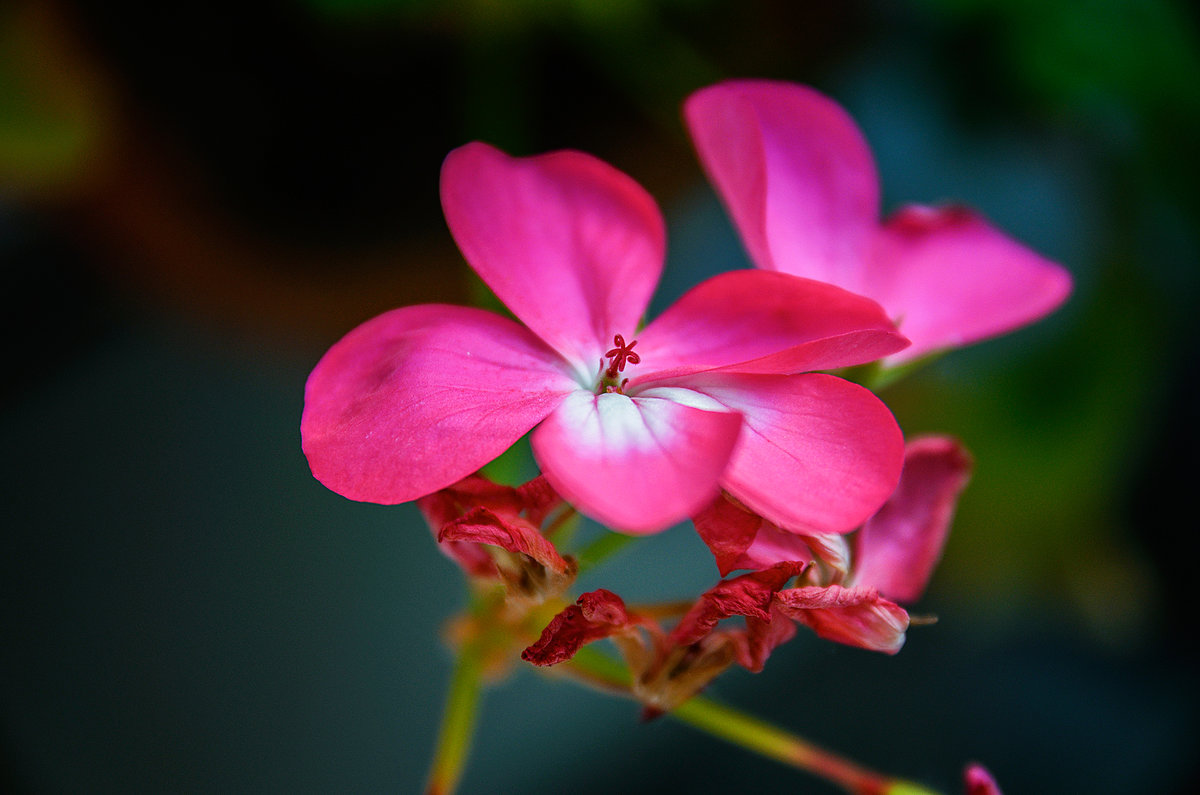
[423,637,484,795]
[564,648,941,795]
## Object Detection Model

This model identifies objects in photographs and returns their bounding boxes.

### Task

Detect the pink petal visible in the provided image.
[685,80,879,291]
[438,506,573,579]
[632,270,907,380]
[669,562,806,647]
[441,142,665,373]
[775,585,909,654]
[854,436,973,603]
[522,589,640,666]
[670,372,905,535]
[531,390,743,534]
[964,763,1003,795]
[302,304,577,504]
[871,205,1073,362]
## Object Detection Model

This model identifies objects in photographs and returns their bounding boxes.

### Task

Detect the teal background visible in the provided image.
[3,1,1197,791]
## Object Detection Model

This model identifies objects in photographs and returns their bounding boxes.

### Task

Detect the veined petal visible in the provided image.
[685,80,879,290]
[531,390,743,534]
[775,585,909,654]
[854,436,972,603]
[632,270,908,380]
[670,372,904,535]
[302,304,577,504]
[871,205,1073,362]
[441,142,665,372]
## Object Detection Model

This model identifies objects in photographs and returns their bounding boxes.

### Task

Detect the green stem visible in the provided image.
[573,530,638,574]
[564,649,941,795]
[423,640,485,795]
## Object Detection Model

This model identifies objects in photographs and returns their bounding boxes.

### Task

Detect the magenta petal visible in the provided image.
[674,372,904,535]
[302,304,577,504]
[685,80,879,290]
[871,205,1073,362]
[854,436,973,603]
[441,142,665,371]
[531,390,743,534]
[633,270,908,380]
[775,585,909,654]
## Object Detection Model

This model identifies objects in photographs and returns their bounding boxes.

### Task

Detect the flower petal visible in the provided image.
[522,589,641,666]
[693,494,815,577]
[302,304,577,504]
[871,205,1073,362]
[632,270,908,380]
[441,142,665,373]
[669,372,904,535]
[438,507,574,579]
[669,562,807,647]
[733,606,798,673]
[685,80,879,290]
[854,436,973,603]
[775,585,909,654]
[531,390,743,533]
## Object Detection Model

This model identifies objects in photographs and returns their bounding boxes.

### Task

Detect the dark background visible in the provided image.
[3,0,1198,791]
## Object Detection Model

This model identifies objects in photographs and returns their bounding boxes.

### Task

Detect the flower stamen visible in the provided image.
[604,334,640,379]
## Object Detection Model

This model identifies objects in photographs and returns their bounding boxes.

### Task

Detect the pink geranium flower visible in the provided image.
[303,142,911,534]
[685,80,1073,363]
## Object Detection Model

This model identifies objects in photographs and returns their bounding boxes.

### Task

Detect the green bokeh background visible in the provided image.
[3,0,1197,792]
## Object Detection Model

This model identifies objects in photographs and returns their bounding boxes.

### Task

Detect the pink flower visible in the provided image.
[303,142,910,534]
[685,80,1073,363]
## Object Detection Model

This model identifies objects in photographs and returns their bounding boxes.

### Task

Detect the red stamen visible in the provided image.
[604,334,640,379]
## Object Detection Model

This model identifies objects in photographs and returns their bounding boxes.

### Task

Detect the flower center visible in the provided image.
[597,334,641,394]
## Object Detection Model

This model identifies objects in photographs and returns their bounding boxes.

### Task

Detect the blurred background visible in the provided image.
[3,0,1198,791]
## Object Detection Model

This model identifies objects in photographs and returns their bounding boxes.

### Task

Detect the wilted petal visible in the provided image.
[417,477,519,578]
[775,585,909,654]
[302,305,577,504]
[522,589,640,666]
[685,80,879,290]
[964,763,1003,795]
[532,390,743,534]
[693,494,769,575]
[734,605,798,673]
[672,372,904,535]
[669,562,807,647]
[441,142,665,371]
[871,205,1073,362]
[854,436,973,603]
[634,271,907,379]
[438,507,574,579]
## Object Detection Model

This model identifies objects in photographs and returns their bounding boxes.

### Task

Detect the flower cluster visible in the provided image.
[301,79,1067,791]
